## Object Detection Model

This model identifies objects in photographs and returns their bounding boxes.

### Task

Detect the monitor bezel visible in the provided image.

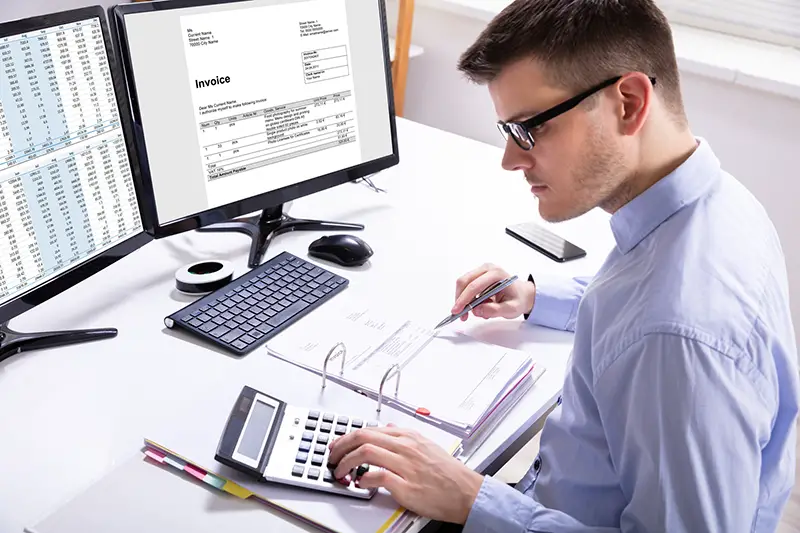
[0,5,153,324]
[110,0,400,239]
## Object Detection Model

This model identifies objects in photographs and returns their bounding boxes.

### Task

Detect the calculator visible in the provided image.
[215,386,380,499]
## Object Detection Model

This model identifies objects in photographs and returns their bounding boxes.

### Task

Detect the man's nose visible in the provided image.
[501,137,535,172]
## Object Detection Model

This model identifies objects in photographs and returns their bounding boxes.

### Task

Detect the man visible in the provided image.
[328,0,799,530]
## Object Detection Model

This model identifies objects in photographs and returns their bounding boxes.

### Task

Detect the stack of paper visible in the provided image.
[265,300,545,454]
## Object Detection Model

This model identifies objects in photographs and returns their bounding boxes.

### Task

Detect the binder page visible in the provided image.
[179,0,362,207]
[397,332,532,426]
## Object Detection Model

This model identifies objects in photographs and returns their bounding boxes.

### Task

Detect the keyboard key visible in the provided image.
[296,452,308,464]
[315,272,333,284]
[309,267,323,277]
[322,287,332,294]
[287,283,300,292]
[292,465,304,477]
[233,286,244,293]
[240,289,254,298]
[320,422,332,433]
[232,340,248,350]
[287,295,300,303]
[200,305,210,312]
[316,434,329,445]
[199,322,216,333]
[206,308,220,318]
[308,411,320,420]
[265,296,278,305]
[250,330,264,340]
[240,324,254,333]
[242,310,256,320]
[351,419,363,429]
[356,464,370,477]
[245,297,259,306]
[311,454,324,467]
[291,258,304,267]
[247,318,261,327]
[256,324,274,335]
[197,313,212,322]
[307,467,320,480]
[265,309,278,318]
[254,281,266,289]
[337,416,349,425]
[322,413,335,423]
[314,444,326,455]
[181,315,192,322]
[220,311,235,321]
[323,469,334,483]
[225,290,236,297]
[231,294,244,303]
[302,431,314,442]
[212,316,227,326]
[233,315,247,325]
[273,303,286,312]
[279,298,293,307]
[367,421,379,427]
[312,290,326,298]
[189,318,204,328]
[299,441,311,453]
[335,424,347,435]
[235,303,249,312]
[267,300,310,328]
[305,419,317,430]
[210,325,231,338]
[308,281,320,290]
[239,334,256,345]
[221,329,245,343]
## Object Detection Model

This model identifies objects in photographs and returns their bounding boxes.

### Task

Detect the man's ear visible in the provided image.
[614,73,653,136]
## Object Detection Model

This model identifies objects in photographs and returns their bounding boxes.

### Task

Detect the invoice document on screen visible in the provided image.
[179,0,363,208]
[264,298,536,429]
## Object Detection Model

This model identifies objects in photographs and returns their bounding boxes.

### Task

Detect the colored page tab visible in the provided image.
[222,480,253,499]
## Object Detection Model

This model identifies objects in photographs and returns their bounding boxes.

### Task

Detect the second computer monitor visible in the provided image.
[111,0,398,262]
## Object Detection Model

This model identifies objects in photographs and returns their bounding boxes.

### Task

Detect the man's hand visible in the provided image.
[328,425,484,524]
[453,263,535,321]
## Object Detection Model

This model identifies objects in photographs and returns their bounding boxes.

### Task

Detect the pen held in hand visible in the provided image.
[434,275,519,330]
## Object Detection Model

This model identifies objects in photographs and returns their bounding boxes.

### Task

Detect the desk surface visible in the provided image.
[0,117,614,533]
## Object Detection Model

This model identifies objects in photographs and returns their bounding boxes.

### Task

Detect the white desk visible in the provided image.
[0,117,615,533]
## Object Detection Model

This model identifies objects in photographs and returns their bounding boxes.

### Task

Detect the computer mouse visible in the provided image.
[308,234,373,267]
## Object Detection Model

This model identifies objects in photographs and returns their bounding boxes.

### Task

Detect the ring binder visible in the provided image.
[376,363,400,413]
[321,342,346,389]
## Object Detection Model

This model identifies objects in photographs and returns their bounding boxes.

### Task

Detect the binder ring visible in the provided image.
[322,342,346,389]
[377,363,401,413]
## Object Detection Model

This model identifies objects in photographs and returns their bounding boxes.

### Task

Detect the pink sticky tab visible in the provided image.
[144,449,166,463]
[185,463,207,481]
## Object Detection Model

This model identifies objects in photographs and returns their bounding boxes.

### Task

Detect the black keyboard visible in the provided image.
[164,252,349,355]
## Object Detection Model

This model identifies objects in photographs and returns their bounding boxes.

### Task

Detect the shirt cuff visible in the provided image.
[463,475,536,533]
[525,276,580,331]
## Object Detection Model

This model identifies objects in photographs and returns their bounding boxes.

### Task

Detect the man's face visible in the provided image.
[488,58,632,222]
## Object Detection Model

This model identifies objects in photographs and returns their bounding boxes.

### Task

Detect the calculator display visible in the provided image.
[238,400,276,460]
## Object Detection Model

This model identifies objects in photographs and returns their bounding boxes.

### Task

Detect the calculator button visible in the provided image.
[334,424,347,435]
[323,469,335,483]
[292,465,304,477]
[322,413,335,423]
[367,421,379,427]
[311,454,324,467]
[299,441,311,453]
[351,419,363,429]
[316,434,329,445]
[320,422,332,433]
[308,411,320,421]
[337,416,349,425]
[305,419,317,430]
[295,452,308,464]
[302,431,314,442]
[308,467,321,480]
[314,444,326,455]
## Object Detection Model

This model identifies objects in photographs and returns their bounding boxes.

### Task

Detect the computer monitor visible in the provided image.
[0,6,150,362]
[110,0,399,268]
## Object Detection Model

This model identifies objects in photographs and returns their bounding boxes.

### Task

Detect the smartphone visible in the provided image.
[505,222,587,262]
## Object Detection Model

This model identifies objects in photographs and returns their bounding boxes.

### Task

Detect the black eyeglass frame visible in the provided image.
[497,75,657,150]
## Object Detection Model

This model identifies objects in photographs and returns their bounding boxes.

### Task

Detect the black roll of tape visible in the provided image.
[175,260,235,295]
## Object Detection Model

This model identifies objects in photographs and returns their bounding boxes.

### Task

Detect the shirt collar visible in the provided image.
[610,138,720,255]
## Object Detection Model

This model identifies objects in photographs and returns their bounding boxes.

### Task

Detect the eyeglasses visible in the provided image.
[497,75,657,150]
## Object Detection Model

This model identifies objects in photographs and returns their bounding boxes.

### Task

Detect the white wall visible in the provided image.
[390,3,800,341]
[1,0,122,23]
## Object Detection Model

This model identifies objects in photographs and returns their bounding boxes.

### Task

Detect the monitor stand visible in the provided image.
[196,204,364,268]
[0,321,117,364]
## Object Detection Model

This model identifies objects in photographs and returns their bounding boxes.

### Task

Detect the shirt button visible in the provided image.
[533,457,541,472]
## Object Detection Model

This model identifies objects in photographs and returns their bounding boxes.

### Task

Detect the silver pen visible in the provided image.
[434,275,519,330]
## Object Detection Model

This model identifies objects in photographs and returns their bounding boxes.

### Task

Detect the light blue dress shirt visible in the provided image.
[463,139,799,532]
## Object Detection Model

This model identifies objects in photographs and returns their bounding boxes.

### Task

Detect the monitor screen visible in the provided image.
[0,16,143,307]
[119,0,394,226]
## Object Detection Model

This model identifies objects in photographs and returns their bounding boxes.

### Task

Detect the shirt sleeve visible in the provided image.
[594,333,771,532]
[525,275,591,332]
[463,333,771,533]
[463,475,620,533]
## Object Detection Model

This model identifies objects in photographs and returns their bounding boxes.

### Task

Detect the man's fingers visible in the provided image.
[356,468,406,493]
[454,265,490,301]
[328,427,411,464]
[452,270,507,314]
[333,442,406,480]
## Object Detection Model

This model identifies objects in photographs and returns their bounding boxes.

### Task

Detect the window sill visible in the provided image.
[416,0,800,101]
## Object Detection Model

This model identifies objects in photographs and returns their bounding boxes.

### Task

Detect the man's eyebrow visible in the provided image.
[504,109,540,123]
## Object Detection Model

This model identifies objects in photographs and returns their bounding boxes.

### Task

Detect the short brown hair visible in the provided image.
[458,0,685,119]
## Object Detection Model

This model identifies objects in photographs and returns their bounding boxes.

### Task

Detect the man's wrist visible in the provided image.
[523,274,536,320]
[455,470,485,524]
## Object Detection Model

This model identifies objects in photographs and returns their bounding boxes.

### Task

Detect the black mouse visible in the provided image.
[308,234,373,267]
